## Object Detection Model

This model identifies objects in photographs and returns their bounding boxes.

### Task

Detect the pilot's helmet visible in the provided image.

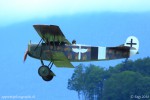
[72,40,76,44]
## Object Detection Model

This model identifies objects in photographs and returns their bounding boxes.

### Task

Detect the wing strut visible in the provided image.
[34,39,43,51]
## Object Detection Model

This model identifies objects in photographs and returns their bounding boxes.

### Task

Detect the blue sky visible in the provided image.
[0,0,150,100]
[1,0,150,27]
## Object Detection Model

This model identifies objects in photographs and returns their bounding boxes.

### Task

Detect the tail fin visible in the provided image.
[124,36,139,56]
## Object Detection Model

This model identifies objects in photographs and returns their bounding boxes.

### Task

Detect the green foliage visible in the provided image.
[114,57,150,76]
[68,64,105,100]
[103,71,141,100]
[68,64,85,94]
[103,71,150,100]
[68,57,150,100]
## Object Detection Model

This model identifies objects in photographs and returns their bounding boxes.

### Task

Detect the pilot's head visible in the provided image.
[72,40,76,44]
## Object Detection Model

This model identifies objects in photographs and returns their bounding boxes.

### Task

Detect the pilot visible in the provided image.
[72,40,76,45]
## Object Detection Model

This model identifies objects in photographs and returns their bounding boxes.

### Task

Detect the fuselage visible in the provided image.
[28,43,130,62]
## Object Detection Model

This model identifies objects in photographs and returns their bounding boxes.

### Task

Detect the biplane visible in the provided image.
[24,25,139,81]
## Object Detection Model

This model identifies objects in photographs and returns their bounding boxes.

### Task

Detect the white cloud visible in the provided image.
[0,0,150,26]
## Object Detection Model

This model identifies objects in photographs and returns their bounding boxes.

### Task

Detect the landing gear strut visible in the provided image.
[38,60,55,81]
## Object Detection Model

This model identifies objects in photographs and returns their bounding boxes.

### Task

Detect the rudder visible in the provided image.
[124,36,139,56]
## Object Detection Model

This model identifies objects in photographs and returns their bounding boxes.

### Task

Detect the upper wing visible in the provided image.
[33,25,71,45]
[52,52,74,68]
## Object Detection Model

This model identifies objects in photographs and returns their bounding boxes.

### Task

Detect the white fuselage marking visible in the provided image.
[98,47,106,60]
[72,45,88,60]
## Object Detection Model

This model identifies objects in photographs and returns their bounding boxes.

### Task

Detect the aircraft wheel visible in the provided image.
[42,74,53,81]
[38,66,50,77]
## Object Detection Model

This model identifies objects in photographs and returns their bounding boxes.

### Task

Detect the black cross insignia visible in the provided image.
[126,39,137,47]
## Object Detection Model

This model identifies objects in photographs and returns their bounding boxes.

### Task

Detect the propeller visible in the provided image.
[24,49,28,62]
[24,40,31,62]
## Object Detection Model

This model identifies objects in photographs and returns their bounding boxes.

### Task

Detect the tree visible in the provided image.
[102,71,141,100]
[68,57,150,100]
[102,57,150,100]
[68,64,105,100]
[68,64,85,99]
[84,64,105,100]
[113,57,150,76]
[102,71,150,100]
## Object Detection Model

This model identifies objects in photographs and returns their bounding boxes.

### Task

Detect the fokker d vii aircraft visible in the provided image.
[24,25,139,81]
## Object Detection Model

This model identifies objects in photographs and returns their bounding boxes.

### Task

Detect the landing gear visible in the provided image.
[35,38,56,82]
[38,60,55,81]
[38,66,51,77]
[42,71,54,81]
